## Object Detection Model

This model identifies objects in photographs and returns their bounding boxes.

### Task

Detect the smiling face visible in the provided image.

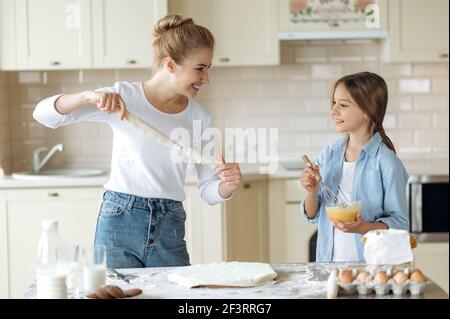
[331,83,370,134]
[169,47,213,98]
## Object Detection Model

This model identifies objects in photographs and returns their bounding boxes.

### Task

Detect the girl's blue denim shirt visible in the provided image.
[300,133,409,262]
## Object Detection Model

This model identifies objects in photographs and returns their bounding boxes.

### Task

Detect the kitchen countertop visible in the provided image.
[24,263,448,299]
[0,163,301,189]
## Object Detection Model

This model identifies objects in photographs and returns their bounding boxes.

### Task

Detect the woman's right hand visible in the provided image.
[300,163,320,194]
[86,91,127,120]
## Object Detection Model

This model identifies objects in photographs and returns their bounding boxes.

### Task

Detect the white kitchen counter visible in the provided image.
[23,262,449,299]
[0,162,301,189]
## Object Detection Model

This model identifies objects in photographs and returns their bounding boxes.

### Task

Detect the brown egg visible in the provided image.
[393,271,408,284]
[356,271,372,283]
[338,269,353,283]
[392,268,403,277]
[411,268,423,275]
[374,271,389,284]
[410,270,427,283]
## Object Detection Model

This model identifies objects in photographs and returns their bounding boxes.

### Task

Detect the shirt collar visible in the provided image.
[335,132,383,157]
[363,132,383,157]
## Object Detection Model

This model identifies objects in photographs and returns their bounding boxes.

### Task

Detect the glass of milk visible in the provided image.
[82,245,106,295]
[60,243,82,298]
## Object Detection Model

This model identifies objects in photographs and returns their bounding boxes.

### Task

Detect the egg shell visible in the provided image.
[393,271,408,284]
[338,269,353,284]
[374,271,389,284]
[356,271,372,284]
[410,271,427,283]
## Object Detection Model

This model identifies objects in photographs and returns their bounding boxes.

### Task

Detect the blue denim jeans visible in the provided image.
[94,190,190,268]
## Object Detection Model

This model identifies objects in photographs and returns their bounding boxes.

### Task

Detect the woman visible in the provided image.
[33,15,241,268]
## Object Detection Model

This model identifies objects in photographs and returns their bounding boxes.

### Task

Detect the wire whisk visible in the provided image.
[301,155,350,208]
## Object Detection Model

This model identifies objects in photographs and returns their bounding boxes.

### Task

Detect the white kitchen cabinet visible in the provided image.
[268,178,317,263]
[0,190,8,298]
[92,0,167,69]
[224,179,269,262]
[279,0,388,40]
[170,0,279,66]
[0,187,103,298]
[183,184,224,264]
[1,0,92,70]
[383,0,449,62]
[0,0,167,70]
[413,242,449,294]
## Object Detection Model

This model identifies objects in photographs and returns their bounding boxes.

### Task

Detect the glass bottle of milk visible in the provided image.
[36,220,67,299]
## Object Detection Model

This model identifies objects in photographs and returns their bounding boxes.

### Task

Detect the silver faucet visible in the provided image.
[33,144,64,173]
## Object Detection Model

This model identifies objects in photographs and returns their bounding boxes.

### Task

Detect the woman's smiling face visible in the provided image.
[171,47,213,98]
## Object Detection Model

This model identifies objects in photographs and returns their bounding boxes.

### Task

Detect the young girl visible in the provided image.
[33,15,241,268]
[300,72,409,262]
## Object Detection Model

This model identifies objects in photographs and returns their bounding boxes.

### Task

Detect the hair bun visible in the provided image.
[153,15,194,41]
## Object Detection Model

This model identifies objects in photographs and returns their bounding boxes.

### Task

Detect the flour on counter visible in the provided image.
[167,262,277,288]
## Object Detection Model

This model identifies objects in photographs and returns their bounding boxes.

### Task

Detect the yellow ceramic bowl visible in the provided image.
[326,202,362,223]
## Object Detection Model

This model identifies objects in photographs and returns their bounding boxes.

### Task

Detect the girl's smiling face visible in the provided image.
[332,83,370,134]
[171,47,213,98]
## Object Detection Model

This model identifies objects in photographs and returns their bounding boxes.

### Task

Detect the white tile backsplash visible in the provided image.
[398,113,432,129]
[311,64,344,79]
[0,41,448,174]
[399,79,431,94]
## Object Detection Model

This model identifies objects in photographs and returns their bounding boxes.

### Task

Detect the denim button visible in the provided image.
[149,238,155,244]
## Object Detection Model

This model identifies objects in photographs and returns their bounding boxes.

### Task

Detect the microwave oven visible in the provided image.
[408,175,449,242]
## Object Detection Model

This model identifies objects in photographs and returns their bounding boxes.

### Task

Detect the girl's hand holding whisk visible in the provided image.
[300,163,321,194]
[330,213,367,234]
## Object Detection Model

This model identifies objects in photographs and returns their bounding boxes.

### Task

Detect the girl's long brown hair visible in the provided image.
[331,72,396,153]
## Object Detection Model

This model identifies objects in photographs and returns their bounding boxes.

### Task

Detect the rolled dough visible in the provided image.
[167,262,278,288]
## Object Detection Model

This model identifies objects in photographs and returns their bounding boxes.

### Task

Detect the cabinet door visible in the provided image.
[170,0,279,66]
[284,204,317,263]
[383,0,449,62]
[5,187,103,298]
[0,191,8,298]
[92,0,167,69]
[268,179,317,263]
[183,184,224,264]
[16,0,92,70]
[413,242,449,294]
[224,180,269,262]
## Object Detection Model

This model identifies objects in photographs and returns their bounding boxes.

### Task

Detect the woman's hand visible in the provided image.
[216,155,241,199]
[330,214,368,234]
[86,91,127,120]
[300,163,320,194]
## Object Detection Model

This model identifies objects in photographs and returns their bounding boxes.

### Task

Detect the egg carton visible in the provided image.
[338,279,432,296]
[336,265,431,296]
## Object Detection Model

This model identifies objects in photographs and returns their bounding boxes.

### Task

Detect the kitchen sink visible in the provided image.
[11,168,106,180]
[280,161,305,171]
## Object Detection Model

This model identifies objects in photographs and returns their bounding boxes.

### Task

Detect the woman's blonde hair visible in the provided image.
[152,15,214,71]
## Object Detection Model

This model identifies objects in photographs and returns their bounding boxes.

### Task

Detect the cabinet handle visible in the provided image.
[48,192,59,197]
[127,59,137,65]
[243,183,251,189]
[329,22,339,28]
[50,61,61,66]
[439,53,449,59]
[219,58,230,63]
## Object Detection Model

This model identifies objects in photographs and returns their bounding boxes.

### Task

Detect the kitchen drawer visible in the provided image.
[284,179,306,203]
[5,187,102,201]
